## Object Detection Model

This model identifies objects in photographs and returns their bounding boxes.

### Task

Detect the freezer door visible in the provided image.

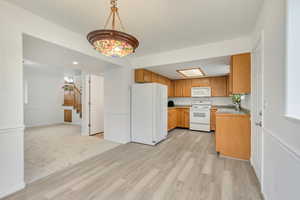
[131,84,154,145]
[153,84,168,143]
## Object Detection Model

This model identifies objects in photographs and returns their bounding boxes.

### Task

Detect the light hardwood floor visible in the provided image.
[3,129,263,200]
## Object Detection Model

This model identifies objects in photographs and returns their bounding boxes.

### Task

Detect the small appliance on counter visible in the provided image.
[168,100,175,107]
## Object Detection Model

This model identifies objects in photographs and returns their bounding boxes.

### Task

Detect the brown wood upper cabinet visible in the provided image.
[183,79,191,97]
[174,79,189,97]
[191,78,210,87]
[135,69,152,83]
[151,72,159,83]
[229,53,251,94]
[210,76,228,97]
[134,69,230,97]
[135,69,174,97]
[173,77,228,97]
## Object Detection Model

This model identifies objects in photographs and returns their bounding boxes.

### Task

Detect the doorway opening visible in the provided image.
[22,34,119,184]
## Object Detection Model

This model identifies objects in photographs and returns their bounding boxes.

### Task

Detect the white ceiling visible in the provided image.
[23,60,82,77]
[147,56,231,79]
[7,0,263,56]
[23,34,119,75]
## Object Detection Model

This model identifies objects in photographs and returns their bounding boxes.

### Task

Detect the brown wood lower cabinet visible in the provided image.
[168,109,177,130]
[215,113,251,160]
[168,108,190,131]
[64,110,72,122]
[210,107,218,131]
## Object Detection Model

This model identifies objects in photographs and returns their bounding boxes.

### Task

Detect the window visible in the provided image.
[286,0,300,120]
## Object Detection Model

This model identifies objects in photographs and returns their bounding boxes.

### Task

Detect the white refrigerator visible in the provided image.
[131,83,168,145]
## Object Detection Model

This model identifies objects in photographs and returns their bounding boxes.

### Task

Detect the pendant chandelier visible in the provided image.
[87,0,139,57]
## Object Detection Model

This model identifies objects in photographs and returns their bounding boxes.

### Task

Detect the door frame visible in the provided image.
[251,30,265,187]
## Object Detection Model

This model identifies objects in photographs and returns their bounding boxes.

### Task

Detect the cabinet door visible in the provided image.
[135,69,152,83]
[226,76,230,96]
[163,77,169,85]
[172,110,177,129]
[64,110,72,122]
[210,108,217,130]
[210,76,228,97]
[191,78,210,87]
[135,69,144,83]
[151,73,159,83]
[168,109,177,130]
[183,109,190,128]
[168,110,172,130]
[143,70,152,83]
[176,109,183,127]
[183,80,192,97]
[216,114,251,160]
[229,61,233,94]
[168,81,174,97]
[174,80,183,97]
[231,53,251,94]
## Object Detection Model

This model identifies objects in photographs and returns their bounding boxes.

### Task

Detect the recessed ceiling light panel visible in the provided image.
[72,61,79,65]
[177,68,205,78]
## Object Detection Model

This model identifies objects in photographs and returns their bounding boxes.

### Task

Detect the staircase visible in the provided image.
[63,84,82,119]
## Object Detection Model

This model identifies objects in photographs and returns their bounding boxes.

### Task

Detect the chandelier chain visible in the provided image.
[116,11,126,31]
[103,10,113,29]
[103,0,125,31]
[111,0,117,7]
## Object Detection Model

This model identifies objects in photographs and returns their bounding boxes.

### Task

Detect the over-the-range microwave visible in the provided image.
[191,87,211,97]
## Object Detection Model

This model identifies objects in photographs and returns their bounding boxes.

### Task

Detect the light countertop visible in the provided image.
[216,107,250,115]
[168,104,250,115]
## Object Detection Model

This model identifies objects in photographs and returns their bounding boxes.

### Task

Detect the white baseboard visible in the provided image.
[25,122,64,128]
[0,182,25,199]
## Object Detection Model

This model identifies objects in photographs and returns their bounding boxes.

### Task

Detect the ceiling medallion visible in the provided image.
[87,0,139,58]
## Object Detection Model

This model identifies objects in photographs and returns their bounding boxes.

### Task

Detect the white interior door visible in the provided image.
[252,36,264,183]
[89,75,104,135]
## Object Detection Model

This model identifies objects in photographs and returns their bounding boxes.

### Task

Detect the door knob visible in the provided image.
[255,121,262,127]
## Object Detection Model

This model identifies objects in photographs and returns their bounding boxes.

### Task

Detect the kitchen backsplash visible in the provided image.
[241,94,251,110]
[169,95,251,111]
[168,97,233,106]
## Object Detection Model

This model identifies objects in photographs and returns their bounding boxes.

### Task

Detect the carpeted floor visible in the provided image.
[24,124,120,183]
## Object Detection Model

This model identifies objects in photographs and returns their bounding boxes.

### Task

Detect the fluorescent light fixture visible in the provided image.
[72,61,79,65]
[177,68,205,78]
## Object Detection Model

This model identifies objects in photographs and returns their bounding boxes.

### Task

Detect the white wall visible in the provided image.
[241,94,251,110]
[81,73,89,136]
[24,66,64,127]
[131,36,252,68]
[0,20,25,198]
[0,1,128,198]
[104,67,132,144]
[252,0,300,199]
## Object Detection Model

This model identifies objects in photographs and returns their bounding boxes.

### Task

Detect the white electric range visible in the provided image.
[190,100,212,132]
